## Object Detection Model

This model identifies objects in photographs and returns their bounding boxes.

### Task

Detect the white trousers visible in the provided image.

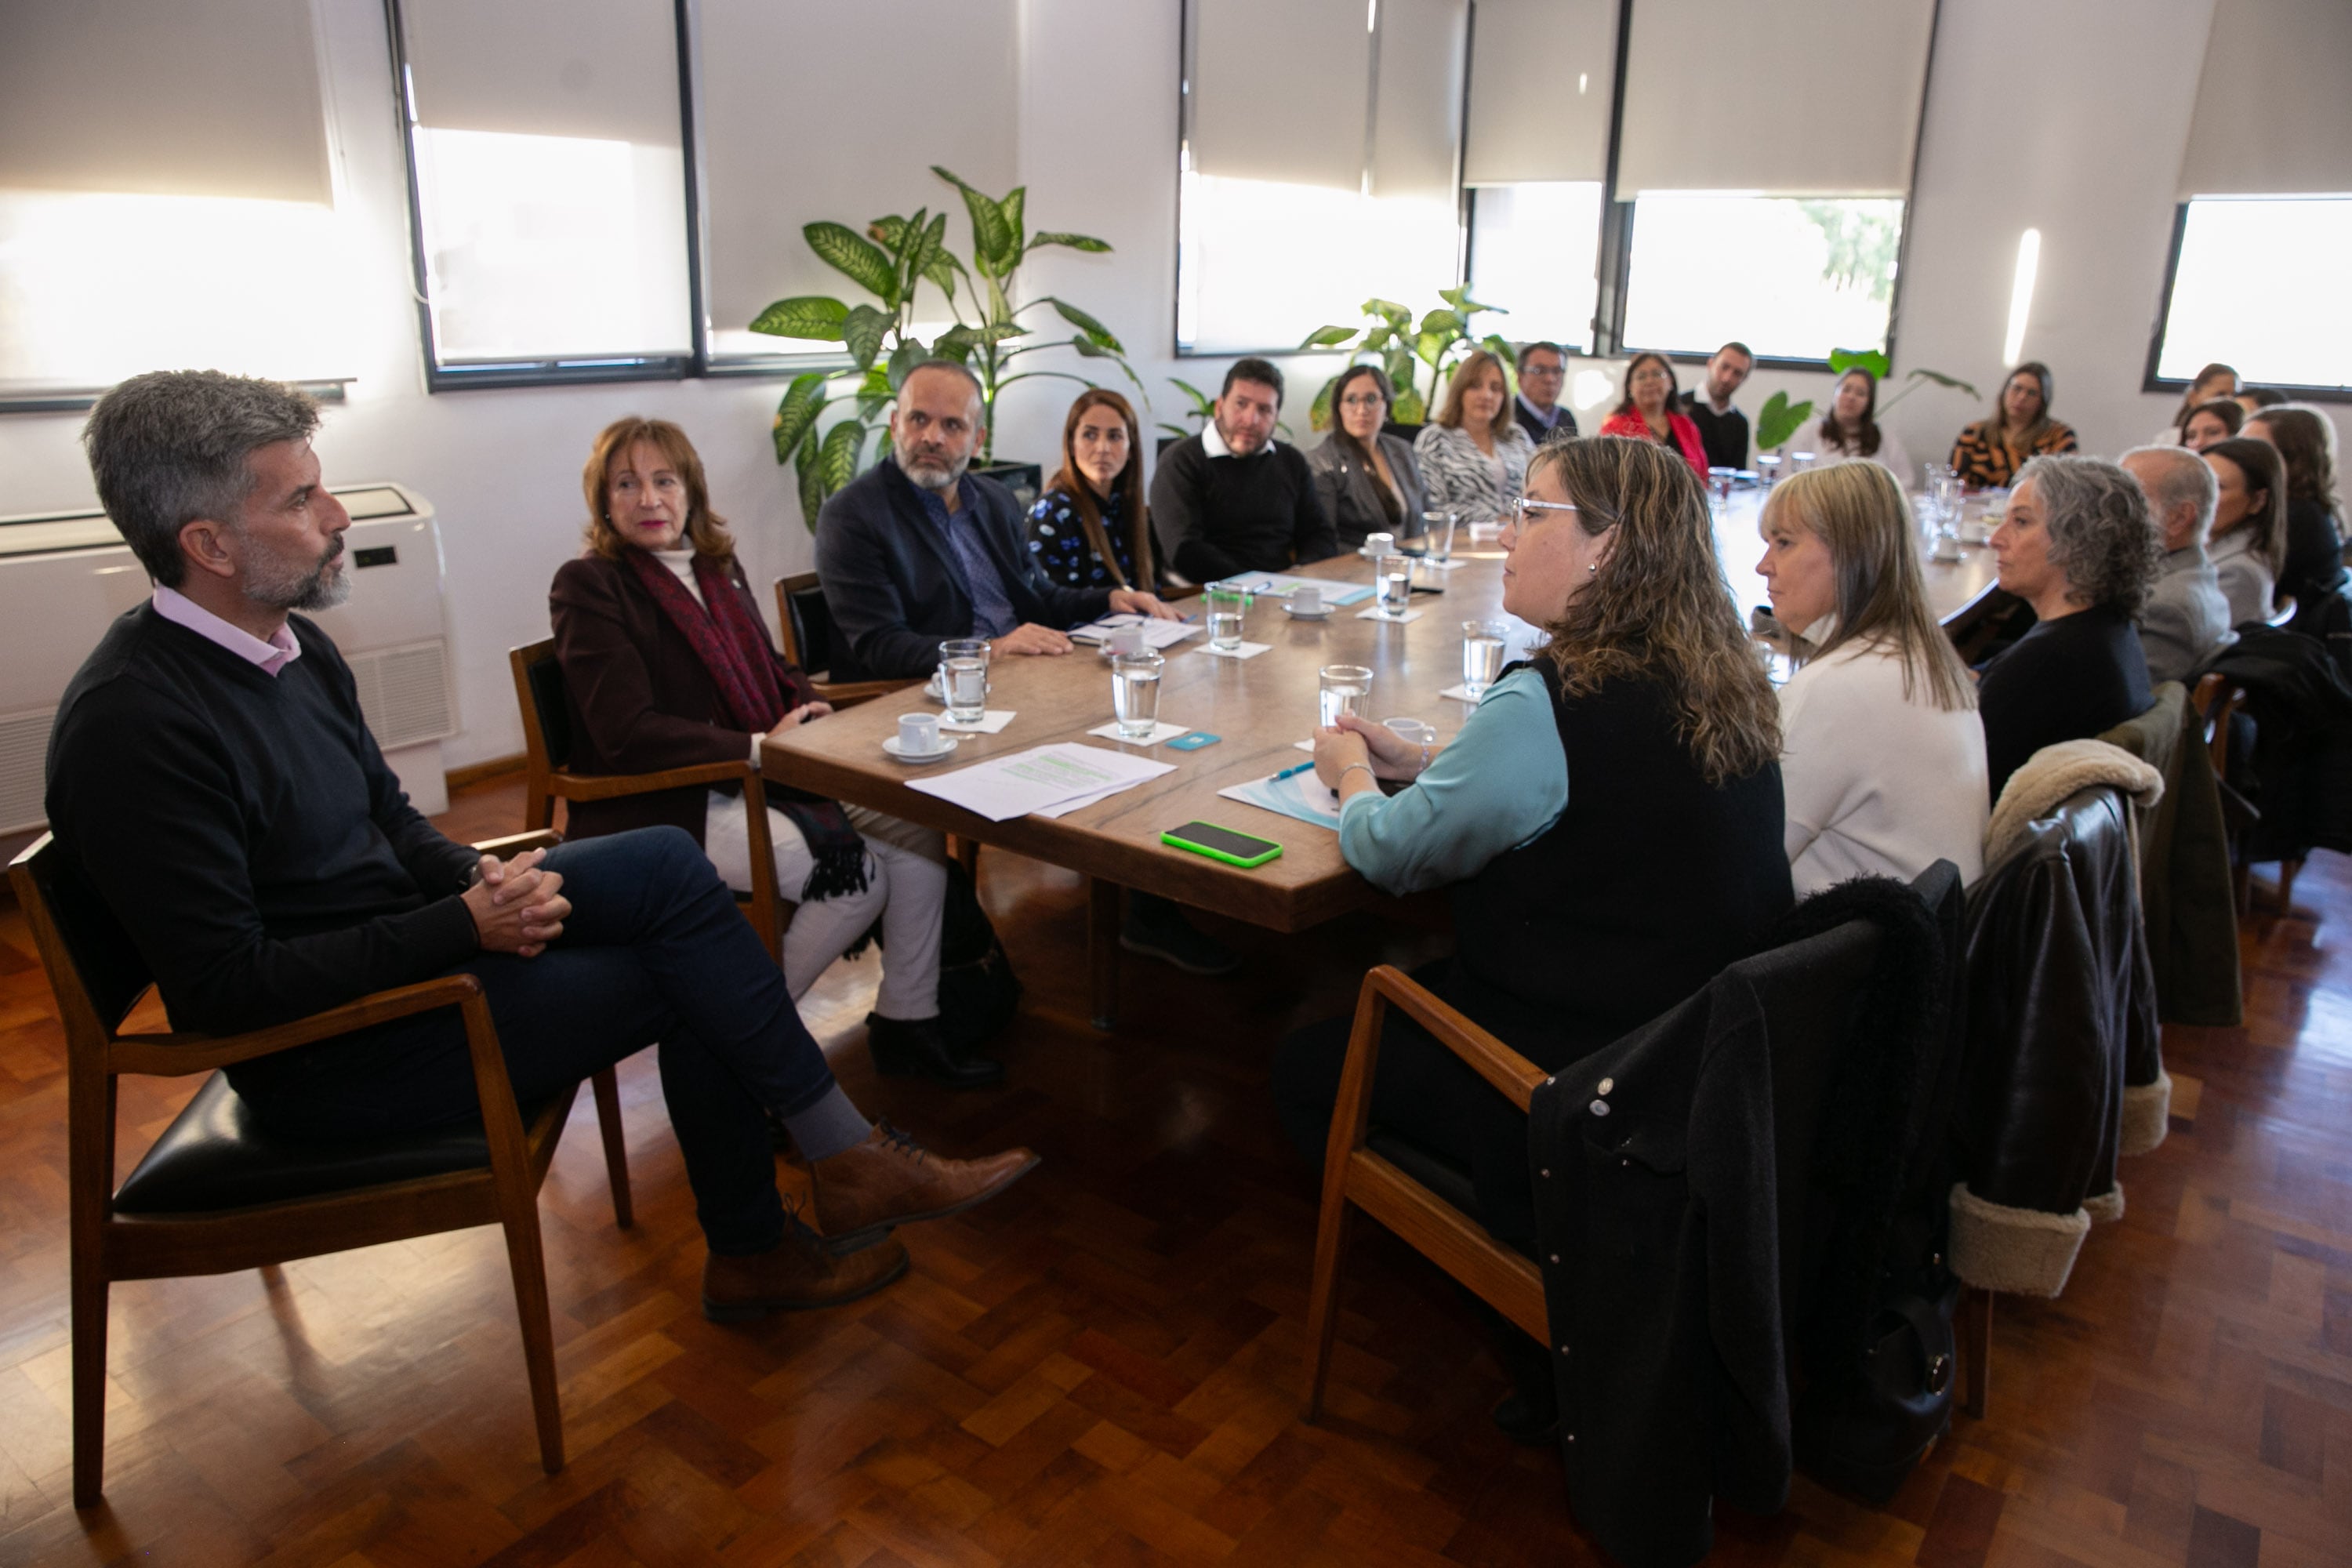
[702,791,946,1019]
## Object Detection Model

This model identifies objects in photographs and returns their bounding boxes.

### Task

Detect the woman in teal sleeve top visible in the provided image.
[1275,434,1793,1444]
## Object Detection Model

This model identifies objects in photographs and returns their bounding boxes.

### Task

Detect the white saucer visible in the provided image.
[1283,602,1334,620]
[882,735,960,762]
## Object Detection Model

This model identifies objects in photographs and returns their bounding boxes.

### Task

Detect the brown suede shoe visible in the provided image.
[702,1227,909,1323]
[811,1123,1040,1254]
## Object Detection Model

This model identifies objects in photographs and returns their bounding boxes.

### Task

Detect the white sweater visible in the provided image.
[1777,637,1988,896]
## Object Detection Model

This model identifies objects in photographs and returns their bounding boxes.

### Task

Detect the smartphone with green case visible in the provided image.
[1160,820,1283,868]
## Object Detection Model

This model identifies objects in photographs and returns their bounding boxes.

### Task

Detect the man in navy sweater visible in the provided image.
[45,370,1036,1322]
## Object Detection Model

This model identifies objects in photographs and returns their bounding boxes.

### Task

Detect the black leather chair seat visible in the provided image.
[1365,1127,1537,1262]
[112,1072,550,1216]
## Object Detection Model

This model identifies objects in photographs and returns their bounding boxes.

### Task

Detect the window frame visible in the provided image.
[2140,196,2352,405]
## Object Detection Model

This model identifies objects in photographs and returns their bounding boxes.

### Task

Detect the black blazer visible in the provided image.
[814,457,1114,681]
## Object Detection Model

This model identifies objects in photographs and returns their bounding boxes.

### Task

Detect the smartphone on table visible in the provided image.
[1160,821,1283,869]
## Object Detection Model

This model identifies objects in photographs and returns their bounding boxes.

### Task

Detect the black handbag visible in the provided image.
[1792,1266,1958,1505]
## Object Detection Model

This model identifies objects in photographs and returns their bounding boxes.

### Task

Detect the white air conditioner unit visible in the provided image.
[0,484,458,850]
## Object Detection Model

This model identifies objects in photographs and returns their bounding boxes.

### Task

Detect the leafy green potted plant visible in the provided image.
[1298,286,1512,430]
[750,167,1140,528]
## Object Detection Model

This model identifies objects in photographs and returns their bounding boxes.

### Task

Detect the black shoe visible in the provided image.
[1492,1387,1560,1446]
[1119,896,1240,977]
[866,1012,1004,1088]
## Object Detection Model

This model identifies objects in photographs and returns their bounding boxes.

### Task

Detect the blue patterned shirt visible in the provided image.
[912,467,1018,638]
[1025,486,1142,591]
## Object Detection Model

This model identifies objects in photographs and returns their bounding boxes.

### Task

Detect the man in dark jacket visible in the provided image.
[1678,341,1755,470]
[815,361,1176,682]
[1149,358,1337,583]
[1512,341,1578,446]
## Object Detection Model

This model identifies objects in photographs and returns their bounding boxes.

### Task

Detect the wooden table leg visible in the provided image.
[1089,877,1121,1031]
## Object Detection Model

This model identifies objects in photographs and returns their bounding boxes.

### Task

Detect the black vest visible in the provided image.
[1443,662,1794,1069]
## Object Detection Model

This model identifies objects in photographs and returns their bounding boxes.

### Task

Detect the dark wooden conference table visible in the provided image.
[762,488,1999,1027]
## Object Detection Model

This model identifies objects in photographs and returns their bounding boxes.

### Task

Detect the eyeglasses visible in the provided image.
[1338,393,1387,409]
[1511,496,1579,526]
[1519,362,1566,379]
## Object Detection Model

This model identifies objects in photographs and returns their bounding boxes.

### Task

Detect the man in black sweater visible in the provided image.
[1149,358,1338,583]
[45,371,1035,1321]
[1679,340,1756,470]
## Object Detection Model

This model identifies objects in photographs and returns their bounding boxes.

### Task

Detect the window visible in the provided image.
[2154,198,2352,394]
[1619,194,1904,362]
[0,0,355,407]
[390,0,695,387]
[1465,183,1604,354]
[1175,0,1469,356]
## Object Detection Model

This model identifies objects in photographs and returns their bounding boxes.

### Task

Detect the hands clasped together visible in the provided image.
[1311,713,1437,801]
[463,848,571,957]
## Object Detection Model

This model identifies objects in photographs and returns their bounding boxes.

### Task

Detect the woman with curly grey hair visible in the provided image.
[1976,454,2162,800]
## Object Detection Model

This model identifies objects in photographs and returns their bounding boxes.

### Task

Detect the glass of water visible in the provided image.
[1319,665,1373,729]
[1419,510,1458,563]
[1204,585,1248,651]
[1111,650,1163,739]
[1374,553,1414,618]
[1757,453,1782,488]
[1461,619,1508,700]
[937,637,989,724]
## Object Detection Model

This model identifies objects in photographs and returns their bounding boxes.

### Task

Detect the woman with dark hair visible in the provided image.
[1025,390,1156,591]
[2156,362,2238,445]
[1597,351,1708,477]
[2241,404,2348,611]
[1976,454,2161,800]
[1756,463,1985,892]
[1306,364,1427,551]
[551,417,991,1087]
[1948,361,2078,488]
[1413,348,1535,521]
[1779,366,1914,483]
[2203,437,2288,624]
[2235,386,2290,416]
[2180,397,2244,452]
[1274,437,1791,1439]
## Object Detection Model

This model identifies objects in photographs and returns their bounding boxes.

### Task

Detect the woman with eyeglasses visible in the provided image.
[1597,352,1709,479]
[1306,364,1428,552]
[1948,361,2077,489]
[1274,434,1791,1439]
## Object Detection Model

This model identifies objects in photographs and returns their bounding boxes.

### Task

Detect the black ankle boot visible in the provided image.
[866,1012,1004,1088]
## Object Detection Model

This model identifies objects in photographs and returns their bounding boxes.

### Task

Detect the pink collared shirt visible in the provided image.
[151,586,303,676]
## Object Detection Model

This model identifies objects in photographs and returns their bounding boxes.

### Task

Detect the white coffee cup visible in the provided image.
[1363,532,1395,558]
[1291,584,1323,615]
[898,712,942,753]
[1105,625,1149,655]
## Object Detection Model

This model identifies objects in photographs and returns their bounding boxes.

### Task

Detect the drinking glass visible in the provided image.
[1790,450,1817,475]
[1420,510,1458,563]
[1461,619,1508,700]
[937,637,989,724]
[1374,553,1413,618]
[1204,584,1248,650]
[1757,453,1782,488]
[1111,651,1163,739]
[1318,665,1373,729]
[1708,467,1736,516]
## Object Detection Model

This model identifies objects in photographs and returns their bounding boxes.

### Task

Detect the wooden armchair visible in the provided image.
[10,829,633,1508]
[1304,965,1548,1418]
[510,639,782,958]
[773,572,915,706]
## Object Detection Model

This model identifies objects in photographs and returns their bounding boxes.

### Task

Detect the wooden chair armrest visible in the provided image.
[812,678,915,708]
[474,829,561,858]
[549,758,753,802]
[1356,964,1549,1112]
[110,974,490,1077]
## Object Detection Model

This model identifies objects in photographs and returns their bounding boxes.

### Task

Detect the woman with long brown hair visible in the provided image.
[2241,403,2348,612]
[1778,366,1915,483]
[1412,347,1535,521]
[1948,361,2078,488]
[2158,361,2238,445]
[1276,433,1791,1441]
[1305,363,1428,550]
[2202,436,2288,623]
[1755,463,1985,893]
[551,416,992,1088]
[1025,389,1156,591]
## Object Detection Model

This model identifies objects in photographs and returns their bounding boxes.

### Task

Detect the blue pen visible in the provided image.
[1270,760,1318,782]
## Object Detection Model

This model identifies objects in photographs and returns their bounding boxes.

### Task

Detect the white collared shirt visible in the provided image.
[1202,420,1274,460]
[151,585,302,676]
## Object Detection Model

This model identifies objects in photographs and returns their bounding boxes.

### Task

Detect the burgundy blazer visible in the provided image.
[548,551,818,846]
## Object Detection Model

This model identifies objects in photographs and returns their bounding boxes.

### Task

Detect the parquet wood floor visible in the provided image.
[2,778,2349,1566]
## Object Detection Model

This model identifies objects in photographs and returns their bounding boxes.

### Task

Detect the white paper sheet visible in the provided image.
[1218,767,1343,831]
[1084,720,1190,746]
[1355,607,1424,624]
[1210,572,1374,607]
[1068,613,1203,650]
[938,709,1016,733]
[1196,641,1272,660]
[905,742,1174,822]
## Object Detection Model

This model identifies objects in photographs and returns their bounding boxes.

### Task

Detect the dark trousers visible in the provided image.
[230,827,835,1254]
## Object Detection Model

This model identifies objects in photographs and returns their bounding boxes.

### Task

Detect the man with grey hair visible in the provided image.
[817,359,1175,682]
[2122,444,2235,682]
[49,369,1039,1322]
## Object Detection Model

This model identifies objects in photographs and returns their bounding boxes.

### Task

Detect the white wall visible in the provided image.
[1,0,2341,771]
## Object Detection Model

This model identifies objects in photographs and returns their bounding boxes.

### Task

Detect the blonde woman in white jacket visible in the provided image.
[1756,462,1987,895]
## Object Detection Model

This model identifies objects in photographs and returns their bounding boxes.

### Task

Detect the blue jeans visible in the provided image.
[230,828,836,1254]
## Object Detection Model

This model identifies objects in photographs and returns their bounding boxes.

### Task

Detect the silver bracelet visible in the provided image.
[1339,762,1377,790]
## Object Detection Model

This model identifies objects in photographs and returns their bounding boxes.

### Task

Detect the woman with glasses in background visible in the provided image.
[1307,364,1428,553]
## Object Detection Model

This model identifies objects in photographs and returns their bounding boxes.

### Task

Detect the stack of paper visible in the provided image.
[1210,572,1374,607]
[905,742,1175,822]
[1219,767,1344,831]
[1068,613,1203,649]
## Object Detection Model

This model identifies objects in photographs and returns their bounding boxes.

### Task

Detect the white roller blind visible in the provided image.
[2180,0,2352,196]
[1370,0,1470,201]
[1616,0,1936,196]
[700,0,1019,351]
[1192,0,1370,191]
[402,0,681,147]
[0,0,330,204]
[1462,0,1617,186]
